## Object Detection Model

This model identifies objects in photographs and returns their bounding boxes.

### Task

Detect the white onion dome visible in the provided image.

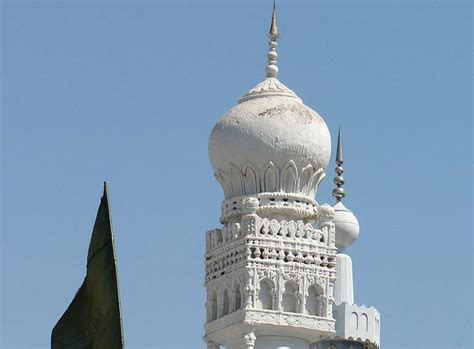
[333,201,360,249]
[209,78,331,200]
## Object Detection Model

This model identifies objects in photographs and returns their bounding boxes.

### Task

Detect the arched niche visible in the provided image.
[282,281,298,313]
[256,279,274,310]
[209,291,218,321]
[234,283,242,311]
[222,288,230,316]
[351,312,359,330]
[361,313,369,331]
[306,284,324,316]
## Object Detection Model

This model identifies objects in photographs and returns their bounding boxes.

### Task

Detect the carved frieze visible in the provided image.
[215,160,326,200]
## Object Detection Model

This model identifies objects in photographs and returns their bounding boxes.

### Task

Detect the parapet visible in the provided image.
[332,303,380,348]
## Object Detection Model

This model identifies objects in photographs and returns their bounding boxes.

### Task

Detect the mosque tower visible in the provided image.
[204,5,380,349]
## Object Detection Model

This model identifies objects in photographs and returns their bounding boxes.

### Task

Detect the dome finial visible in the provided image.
[266,1,279,78]
[332,127,346,202]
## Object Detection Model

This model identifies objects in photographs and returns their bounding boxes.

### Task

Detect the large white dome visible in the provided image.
[209,78,331,200]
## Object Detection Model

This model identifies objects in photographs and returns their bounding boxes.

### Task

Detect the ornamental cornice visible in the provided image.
[221,192,320,223]
[204,309,335,336]
[251,262,336,281]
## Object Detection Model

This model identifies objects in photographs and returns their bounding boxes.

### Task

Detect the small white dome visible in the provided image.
[333,201,360,249]
[209,78,331,200]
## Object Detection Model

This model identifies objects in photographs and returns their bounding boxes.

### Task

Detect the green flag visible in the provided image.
[52,182,124,349]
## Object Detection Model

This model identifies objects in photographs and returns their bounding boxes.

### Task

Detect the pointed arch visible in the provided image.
[222,288,230,316]
[243,163,259,194]
[234,283,242,311]
[300,164,314,194]
[281,160,298,193]
[263,162,279,192]
[308,168,325,197]
[230,165,244,197]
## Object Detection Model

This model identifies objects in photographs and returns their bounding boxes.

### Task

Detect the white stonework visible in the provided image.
[332,203,359,250]
[205,72,338,347]
[204,5,380,349]
[332,303,381,348]
[333,254,353,306]
[204,211,338,348]
[209,88,331,200]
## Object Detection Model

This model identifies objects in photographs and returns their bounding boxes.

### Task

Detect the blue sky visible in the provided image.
[1,1,472,348]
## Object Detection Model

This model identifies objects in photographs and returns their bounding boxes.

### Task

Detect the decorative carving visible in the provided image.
[230,165,244,197]
[242,197,259,212]
[242,331,256,349]
[263,161,279,192]
[243,164,259,194]
[204,308,336,335]
[244,309,336,332]
[205,214,338,343]
[281,160,298,193]
[244,284,255,309]
[239,77,301,103]
[318,204,335,228]
[221,192,318,223]
[215,160,327,200]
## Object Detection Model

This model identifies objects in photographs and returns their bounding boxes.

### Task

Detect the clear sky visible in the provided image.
[1,1,472,348]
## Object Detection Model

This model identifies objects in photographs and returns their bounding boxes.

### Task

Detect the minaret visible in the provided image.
[332,129,357,305]
[204,5,380,349]
[316,130,381,349]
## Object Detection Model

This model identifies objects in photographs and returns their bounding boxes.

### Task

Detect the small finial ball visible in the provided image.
[333,201,360,249]
[332,187,345,197]
[266,65,278,77]
[334,176,345,185]
[267,51,278,60]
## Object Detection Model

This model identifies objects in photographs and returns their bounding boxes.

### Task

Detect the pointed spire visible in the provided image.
[336,128,343,164]
[266,1,279,78]
[332,128,346,202]
[269,1,278,37]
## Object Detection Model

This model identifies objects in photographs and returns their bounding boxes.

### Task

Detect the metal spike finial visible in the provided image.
[269,1,278,37]
[266,2,279,78]
[332,128,346,202]
[336,128,343,164]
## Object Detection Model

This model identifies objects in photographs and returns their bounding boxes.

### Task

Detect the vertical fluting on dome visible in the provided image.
[332,128,346,202]
[266,2,279,78]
